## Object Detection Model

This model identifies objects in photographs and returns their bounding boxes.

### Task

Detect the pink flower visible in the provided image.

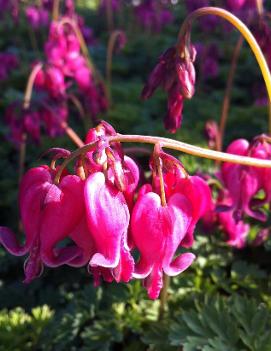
[131,187,195,299]
[0,166,86,282]
[85,172,134,283]
[44,66,66,98]
[25,6,49,29]
[221,139,266,221]
[226,0,247,11]
[217,191,250,248]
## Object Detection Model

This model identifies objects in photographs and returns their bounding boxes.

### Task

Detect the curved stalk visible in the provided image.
[218,36,244,151]
[54,133,271,184]
[58,18,102,82]
[23,63,43,109]
[60,122,85,147]
[177,7,271,134]
[58,18,109,102]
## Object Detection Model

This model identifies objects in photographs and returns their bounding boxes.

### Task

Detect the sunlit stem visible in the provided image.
[54,133,271,184]
[23,62,43,109]
[106,30,124,104]
[154,144,167,207]
[52,0,61,21]
[218,36,243,151]
[177,6,271,135]
[60,122,85,147]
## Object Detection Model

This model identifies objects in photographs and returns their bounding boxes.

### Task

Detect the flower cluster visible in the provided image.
[142,43,196,133]
[204,136,271,248]
[5,2,107,146]
[5,101,68,146]
[0,121,212,299]
[37,18,107,121]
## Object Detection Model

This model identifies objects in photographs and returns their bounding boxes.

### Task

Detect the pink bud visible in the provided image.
[176,59,196,99]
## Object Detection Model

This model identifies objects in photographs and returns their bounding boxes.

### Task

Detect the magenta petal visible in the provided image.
[43,246,83,267]
[143,265,163,300]
[133,259,153,279]
[131,192,170,268]
[163,252,195,276]
[68,215,95,267]
[85,172,130,269]
[226,139,250,156]
[40,175,85,263]
[112,243,134,282]
[0,227,30,256]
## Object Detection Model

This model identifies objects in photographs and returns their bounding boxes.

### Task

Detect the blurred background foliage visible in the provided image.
[0,0,271,350]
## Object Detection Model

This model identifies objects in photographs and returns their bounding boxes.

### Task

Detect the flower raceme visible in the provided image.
[0,122,211,299]
[5,3,107,146]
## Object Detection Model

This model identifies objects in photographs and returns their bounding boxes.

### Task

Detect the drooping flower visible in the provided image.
[25,5,49,30]
[131,147,211,298]
[84,172,134,283]
[131,187,195,299]
[221,138,267,221]
[0,166,86,282]
[142,44,196,132]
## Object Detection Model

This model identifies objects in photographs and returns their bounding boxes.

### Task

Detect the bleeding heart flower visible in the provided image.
[131,189,195,299]
[0,166,85,282]
[217,191,249,249]
[84,172,134,283]
[221,139,266,221]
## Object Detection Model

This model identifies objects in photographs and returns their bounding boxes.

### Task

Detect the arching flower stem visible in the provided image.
[54,133,271,184]
[177,7,271,134]
[23,62,43,109]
